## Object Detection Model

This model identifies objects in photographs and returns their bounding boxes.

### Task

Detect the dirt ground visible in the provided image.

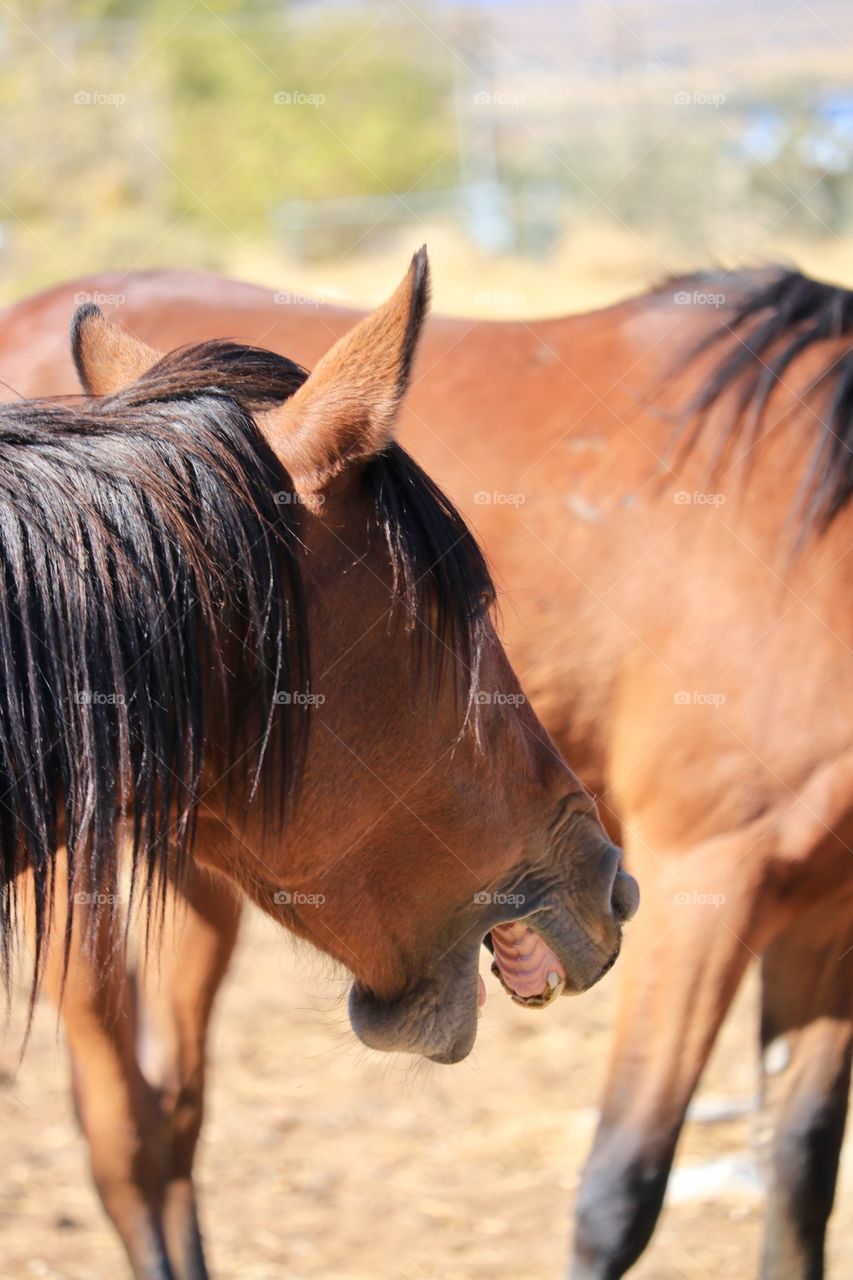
[1,906,850,1280]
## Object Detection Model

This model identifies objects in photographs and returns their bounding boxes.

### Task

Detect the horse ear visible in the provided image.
[263,246,430,493]
[71,303,162,395]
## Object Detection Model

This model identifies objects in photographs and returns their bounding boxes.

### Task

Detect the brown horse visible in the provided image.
[3,262,851,1279]
[0,252,637,1280]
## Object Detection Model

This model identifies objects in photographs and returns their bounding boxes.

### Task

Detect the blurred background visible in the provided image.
[3,0,853,314]
[0,4,851,1280]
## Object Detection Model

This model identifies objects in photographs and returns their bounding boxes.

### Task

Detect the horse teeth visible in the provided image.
[547,971,561,989]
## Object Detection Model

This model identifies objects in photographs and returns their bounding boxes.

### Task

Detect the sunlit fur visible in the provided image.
[0,340,494,988]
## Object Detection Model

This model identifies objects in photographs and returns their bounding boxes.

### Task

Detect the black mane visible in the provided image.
[667,268,853,532]
[0,339,494,989]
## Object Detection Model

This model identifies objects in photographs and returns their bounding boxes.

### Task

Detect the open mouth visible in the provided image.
[349,847,636,1063]
[481,921,568,1008]
[483,920,567,1008]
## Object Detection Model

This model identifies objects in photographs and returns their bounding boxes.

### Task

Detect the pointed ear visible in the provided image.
[71,303,162,395]
[263,247,430,494]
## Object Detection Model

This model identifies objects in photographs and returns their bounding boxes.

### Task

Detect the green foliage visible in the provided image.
[0,2,456,290]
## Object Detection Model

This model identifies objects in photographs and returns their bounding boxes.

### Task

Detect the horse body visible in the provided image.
[13,270,852,846]
[2,266,850,1277]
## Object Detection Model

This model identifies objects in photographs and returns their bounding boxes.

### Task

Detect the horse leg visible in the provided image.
[28,850,241,1280]
[138,857,243,1280]
[568,834,765,1280]
[25,860,175,1280]
[758,906,853,1280]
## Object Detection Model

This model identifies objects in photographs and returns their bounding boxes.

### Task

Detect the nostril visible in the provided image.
[611,868,640,923]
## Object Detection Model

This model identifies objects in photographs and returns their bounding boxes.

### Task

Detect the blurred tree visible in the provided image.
[0,1,456,288]
[0,2,851,296]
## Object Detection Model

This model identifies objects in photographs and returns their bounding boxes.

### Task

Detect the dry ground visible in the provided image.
[1,906,850,1280]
